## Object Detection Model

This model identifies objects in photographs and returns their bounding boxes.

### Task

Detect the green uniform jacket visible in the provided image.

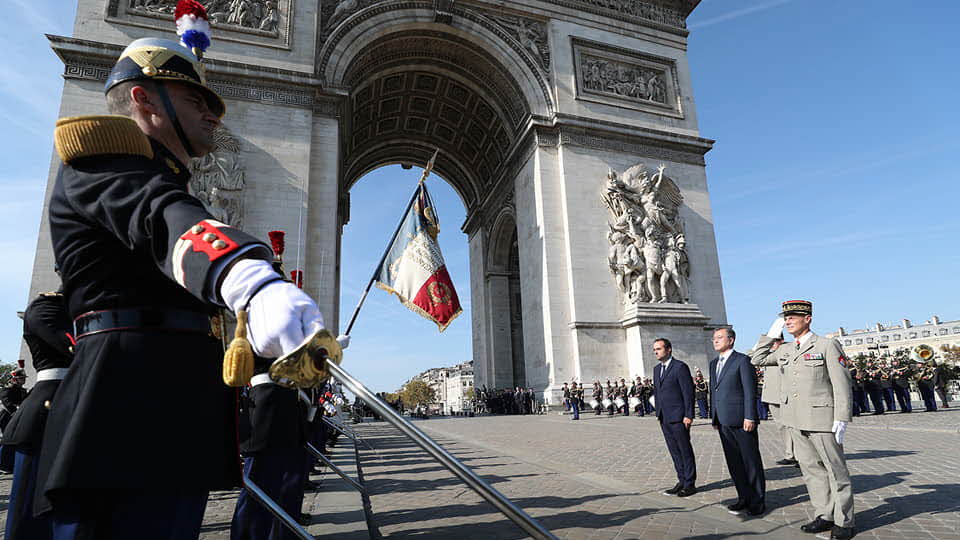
[749,333,853,432]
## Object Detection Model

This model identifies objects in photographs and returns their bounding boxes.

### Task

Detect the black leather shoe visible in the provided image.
[776,458,798,466]
[801,517,834,533]
[663,482,683,495]
[677,486,697,497]
[747,503,766,516]
[830,525,855,539]
[727,500,746,514]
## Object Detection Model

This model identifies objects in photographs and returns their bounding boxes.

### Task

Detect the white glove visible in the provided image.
[221,259,325,358]
[766,317,785,338]
[831,420,847,445]
[336,334,350,350]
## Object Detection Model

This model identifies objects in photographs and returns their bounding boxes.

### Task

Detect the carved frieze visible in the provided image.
[572,38,682,118]
[602,163,690,306]
[110,0,293,49]
[189,125,247,228]
[544,0,687,31]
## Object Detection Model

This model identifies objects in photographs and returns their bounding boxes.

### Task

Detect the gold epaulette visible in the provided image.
[54,115,153,164]
[38,292,62,297]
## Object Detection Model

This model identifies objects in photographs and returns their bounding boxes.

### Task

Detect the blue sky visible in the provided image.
[1,1,958,392]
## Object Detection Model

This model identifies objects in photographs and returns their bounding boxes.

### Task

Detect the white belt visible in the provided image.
[251,373,274,387]
[37,368,70,382]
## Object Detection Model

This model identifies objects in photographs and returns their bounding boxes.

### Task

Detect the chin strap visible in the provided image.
[153,81,196,158]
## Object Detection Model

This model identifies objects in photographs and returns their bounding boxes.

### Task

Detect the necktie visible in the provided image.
[796,341,801,350]
[717,357,725,380]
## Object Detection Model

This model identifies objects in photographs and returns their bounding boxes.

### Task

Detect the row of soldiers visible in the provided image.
[561,378,658,419]
[476,386,540,415]
[849,357,953,414]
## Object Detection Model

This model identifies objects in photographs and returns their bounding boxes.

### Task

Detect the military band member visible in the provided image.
[618,379,630,416]
[693,369,709,419]
[592,382,603,416]
[932,361,951,409]
[878,359,896,412]
[849,365,868,416]
[916,362,938,411]
[749,300,855,539]
[889,358,913,413]
[36,33,344,537]
[3,289,74,539]
[604,380,616,415]
[0,369,27,435]
[863,359,885,414]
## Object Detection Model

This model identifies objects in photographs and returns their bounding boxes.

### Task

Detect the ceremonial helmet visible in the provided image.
[105,37,224,118]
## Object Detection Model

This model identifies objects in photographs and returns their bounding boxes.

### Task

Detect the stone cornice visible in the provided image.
[47,35,334,112]
[536,0,690,35]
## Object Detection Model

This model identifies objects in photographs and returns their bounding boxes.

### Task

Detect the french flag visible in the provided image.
[374,184,462,332]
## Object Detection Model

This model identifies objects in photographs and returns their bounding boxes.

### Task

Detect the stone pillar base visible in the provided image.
[621,303,716,379]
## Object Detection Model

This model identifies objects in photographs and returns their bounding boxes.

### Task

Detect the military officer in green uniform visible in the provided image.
[749,300,855,540]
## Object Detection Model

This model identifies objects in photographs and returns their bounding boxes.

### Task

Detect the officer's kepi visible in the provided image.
[780,299,812,317]
[104,37,224,156]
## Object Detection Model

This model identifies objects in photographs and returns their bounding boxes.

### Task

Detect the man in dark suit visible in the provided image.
[710,328,766,516]
[653,338,697,496]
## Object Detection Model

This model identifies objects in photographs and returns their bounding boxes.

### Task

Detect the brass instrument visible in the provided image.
[910,344,935,363]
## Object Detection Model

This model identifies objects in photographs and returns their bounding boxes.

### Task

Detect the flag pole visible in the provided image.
[343,149,439,336]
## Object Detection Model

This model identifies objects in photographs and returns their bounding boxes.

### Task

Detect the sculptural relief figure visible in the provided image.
[190,126,246,228]
[602,163,690,305]
[129,0,279,32]
[491,15,550,71]
[325,0,361,29]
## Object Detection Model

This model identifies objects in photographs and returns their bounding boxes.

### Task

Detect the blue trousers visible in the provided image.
[570,400,580,420]
[919,384,938,412]
[893,386,912,412]
[659,420,696,488]
[867,388,885,414]
[232,448,306,540]
[696,398,709,418]
[52,490,208,540]
[883,388,897,411]
[756,399,769,420]
[6,450,50,540]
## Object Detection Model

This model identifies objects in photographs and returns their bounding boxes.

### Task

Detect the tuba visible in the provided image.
[910,344,935,364]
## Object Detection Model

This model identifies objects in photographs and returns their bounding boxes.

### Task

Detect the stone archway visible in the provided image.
[35,1,727,401]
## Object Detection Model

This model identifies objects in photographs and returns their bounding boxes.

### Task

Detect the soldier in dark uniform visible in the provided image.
[561,382,570,412]
[0,369,28,435]
[878,359,896,412]
[863,360,885,414]
[889,359,913,413]
[693,369,709,419]
[932,361,951,409]
[604,380,615,415]
[4,289,74,540]
[36,36,338,538]
[849,365,866,416]
[231,366,309,538]
[592,381,603,415]
[569,383,582,420]
[916,362,938,412]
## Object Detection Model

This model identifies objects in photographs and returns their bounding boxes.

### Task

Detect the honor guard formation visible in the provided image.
[1,2,956,539]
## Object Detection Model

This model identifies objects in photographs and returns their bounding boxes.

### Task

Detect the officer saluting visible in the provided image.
[4,287,74,539]
[749,300,855,540]
[36,9,341,536]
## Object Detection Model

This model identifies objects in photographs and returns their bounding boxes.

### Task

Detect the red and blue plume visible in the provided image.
[175,0,212,55]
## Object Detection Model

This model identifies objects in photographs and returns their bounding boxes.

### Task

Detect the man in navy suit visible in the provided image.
[652,338,697,496]
[710,328,766,516]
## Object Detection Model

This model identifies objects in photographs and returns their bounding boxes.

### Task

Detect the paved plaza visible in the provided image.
[0,406,957,539]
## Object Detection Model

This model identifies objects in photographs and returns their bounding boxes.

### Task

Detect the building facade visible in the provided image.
[827,316,960,361]
[409,361,475,414]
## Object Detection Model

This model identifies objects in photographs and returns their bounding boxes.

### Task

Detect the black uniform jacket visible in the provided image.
[36,116,273,515]
[239,368,307,456]
[3,292,73,454]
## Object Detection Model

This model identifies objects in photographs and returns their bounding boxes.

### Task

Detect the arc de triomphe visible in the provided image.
[28,0,727,400]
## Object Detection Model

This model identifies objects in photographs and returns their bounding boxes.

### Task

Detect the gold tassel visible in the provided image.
[222,310,254,387]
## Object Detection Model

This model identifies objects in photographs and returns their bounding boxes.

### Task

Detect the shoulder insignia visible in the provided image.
[38,292,62,297]
[54,115,153,164]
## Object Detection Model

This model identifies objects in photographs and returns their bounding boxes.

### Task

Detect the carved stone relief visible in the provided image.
[602,163,689,305]
[189,125,247,228]
[547,0,687,30]
[123,0,289,43]
[487,14,550,72]
[573,38,681,117]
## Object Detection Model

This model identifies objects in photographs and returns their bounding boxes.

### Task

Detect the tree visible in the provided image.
[399,380,435,408]
[940,345,960,365]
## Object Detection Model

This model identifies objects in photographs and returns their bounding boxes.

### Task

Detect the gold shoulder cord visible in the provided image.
[54,115,153,163]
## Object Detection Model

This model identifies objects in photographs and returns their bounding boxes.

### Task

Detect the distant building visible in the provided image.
[407,361,475,413]
[826,315,960,360]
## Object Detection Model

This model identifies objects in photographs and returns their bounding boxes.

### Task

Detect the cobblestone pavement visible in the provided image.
[0,406,956,539]
[355,406,960,539]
